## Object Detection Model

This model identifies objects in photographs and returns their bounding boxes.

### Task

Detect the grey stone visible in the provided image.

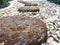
[57,33,60,39]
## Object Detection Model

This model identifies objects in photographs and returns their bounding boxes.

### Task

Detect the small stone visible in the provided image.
[56,31,59,35]
[57,22,60,27]
[47,37,58,45]
[47,37,53,43]
[51,9,57,14]
[57,34,60,39]
[54,21,60,28]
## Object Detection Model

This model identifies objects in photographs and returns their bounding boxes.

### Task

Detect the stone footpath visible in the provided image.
[0,0,60,45]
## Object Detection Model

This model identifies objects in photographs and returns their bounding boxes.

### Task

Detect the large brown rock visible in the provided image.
[0,15,47,45]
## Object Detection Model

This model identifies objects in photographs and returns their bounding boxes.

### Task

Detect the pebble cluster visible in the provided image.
[0,0,60,45]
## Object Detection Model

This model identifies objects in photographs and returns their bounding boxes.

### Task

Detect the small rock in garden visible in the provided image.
[56,22,60,28]
[57,33,60,39]
[56,31,60,35]
[53,21,60,28]
[47,37,53,43]
[47,37,58,45]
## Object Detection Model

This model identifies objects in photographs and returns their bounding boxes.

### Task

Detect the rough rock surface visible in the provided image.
[18,6,39,12]
[0,15,47,45]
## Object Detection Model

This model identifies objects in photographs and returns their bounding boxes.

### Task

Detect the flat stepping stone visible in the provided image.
[18,6,39,12]
[0,15,47,45]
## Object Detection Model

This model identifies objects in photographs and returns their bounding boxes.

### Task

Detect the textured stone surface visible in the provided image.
[18,6,39,12]
[0,15,47,45]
